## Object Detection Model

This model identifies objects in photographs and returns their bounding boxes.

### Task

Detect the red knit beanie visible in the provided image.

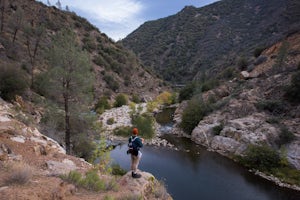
[132,128,138,135]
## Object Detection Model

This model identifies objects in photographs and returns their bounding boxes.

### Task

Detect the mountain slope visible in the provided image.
[121,0,300,83]
[0,0,165,102]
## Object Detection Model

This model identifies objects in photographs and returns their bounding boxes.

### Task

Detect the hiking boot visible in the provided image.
[132,172,141,178]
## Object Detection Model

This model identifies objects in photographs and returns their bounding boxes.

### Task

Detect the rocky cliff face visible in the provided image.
[173,32,300,170]
[0,98,172,199]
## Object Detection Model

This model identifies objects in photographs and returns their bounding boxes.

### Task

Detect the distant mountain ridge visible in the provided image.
[121,0,300,83]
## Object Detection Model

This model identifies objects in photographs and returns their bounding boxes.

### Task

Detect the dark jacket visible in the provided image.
[128,135,143,150]
[128,135,143,156]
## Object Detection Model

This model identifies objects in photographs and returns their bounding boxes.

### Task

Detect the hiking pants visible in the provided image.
[131,154,141,173]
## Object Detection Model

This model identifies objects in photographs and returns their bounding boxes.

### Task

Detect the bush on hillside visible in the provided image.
[132,113,155,139]
[253,47,265,58]
[95,96,111,114]
[239,144,281,172]
[212,123,224,135]
[113,126,132,137]
[178,82,197,102]
[72,135,97,162]
[255,100,286,115]
[237,57,248,71]
[276,127,296,147]
[180,97,212,134]
[111,163,127,176]
[131,94,141,103]
[201,79,220,92]
[156,91,174,105]
[285,71,300,104]
[103,75,119,91]
[0,65,29,101]
[5,162,32,185]
[113,93,128,107]
[219,67,236,80]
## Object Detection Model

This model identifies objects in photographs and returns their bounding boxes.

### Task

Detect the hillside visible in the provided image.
[0,98,172,199]
[171,32,300,187]
[0,0,166,102]
[121,0,300,83]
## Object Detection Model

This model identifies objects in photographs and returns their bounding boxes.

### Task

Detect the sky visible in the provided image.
[37,0,219,41]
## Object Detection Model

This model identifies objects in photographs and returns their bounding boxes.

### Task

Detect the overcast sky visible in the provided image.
[37,0,219,41]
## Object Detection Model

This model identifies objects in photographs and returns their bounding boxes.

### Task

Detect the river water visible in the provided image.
[110,108,300,200]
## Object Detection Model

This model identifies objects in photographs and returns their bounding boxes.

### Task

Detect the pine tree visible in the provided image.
[45,29,94,154]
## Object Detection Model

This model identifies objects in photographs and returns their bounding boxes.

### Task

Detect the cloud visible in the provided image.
[59,0,145,40]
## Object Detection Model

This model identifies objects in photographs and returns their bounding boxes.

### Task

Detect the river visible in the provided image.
[110,108,300,200]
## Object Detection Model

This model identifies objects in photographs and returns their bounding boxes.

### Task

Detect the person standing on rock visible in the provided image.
[127,127,144,178]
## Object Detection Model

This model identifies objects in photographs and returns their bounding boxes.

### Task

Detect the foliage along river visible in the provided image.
[110,108,300,200]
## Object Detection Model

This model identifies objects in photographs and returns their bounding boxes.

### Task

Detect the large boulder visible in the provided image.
[119,171,172,200]
[286,141,300,170]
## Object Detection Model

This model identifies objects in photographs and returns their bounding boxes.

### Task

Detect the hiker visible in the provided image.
[127,127,144,178]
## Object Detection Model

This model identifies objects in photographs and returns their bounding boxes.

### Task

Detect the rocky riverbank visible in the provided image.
[0,98,173,199]
[169,34,300,191]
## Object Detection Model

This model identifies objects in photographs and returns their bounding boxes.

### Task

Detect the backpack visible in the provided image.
[127,136,139,156]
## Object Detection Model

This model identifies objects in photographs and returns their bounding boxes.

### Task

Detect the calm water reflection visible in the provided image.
[110,138,300,200]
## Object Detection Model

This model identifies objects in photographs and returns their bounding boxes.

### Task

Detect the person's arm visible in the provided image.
[137,138,143,148]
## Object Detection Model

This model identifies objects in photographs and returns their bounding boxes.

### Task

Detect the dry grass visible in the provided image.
[152,180,169,199]
[4,162,33,185]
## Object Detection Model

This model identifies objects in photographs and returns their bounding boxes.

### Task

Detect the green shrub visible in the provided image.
[113,126,132,137]
[212,123,223,135]
[60,170,83,185]
[201,79,219,92]
[104,75,119,91]
[93,55,109,67]
[104,195,115,200]
[107,118,115,125]
[274,41,289,69]
[72,135,97,161]
[95,96,111,114]
[219,67,236,80]
[276,127,296,147]
[239,144,281,172]
[132,113,155,139]
[266,117,280,124]
[180,97,212,134]
[254,47,265,58]
[178,82,197,102]
[285,71,300,104]
[255,100,286,114]
[237,57,248,70]
[0,65,29,101]
[272,167,300,186]
[114,94,128,107]
[131,94,141,103]
[111,163,127,176]
[62,169,106,191]
[81,169,106,191]
[82,36,97,52]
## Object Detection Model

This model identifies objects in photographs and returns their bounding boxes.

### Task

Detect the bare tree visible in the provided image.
[0,0,7,32]
[47,0,51,6]
[10,8,24,43]
[55,0,62,10]
[24,23,45,88]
